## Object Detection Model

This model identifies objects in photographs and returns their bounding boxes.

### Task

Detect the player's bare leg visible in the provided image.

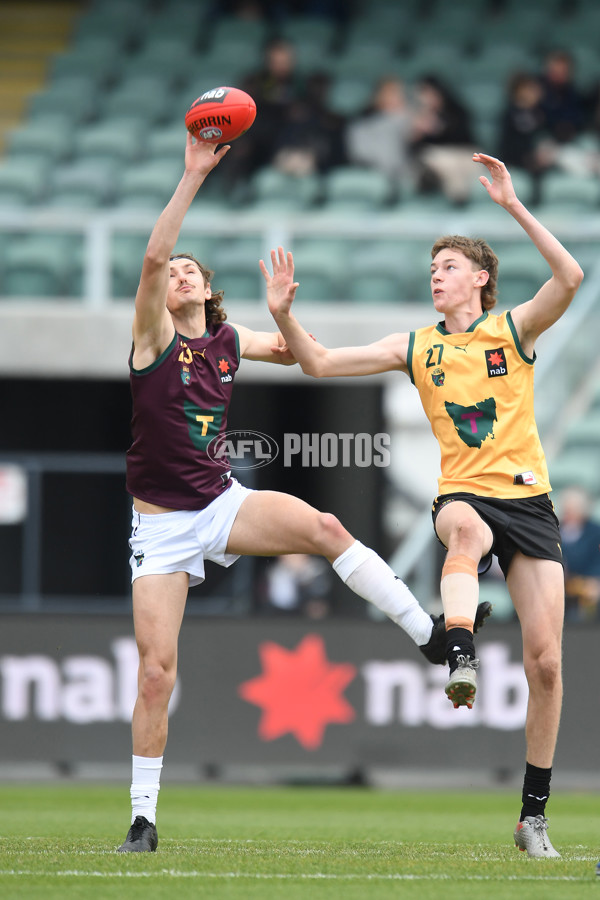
[434,501,493,707]
[118,572,188,852]
[509,553,563,857]
[227,490,435,645]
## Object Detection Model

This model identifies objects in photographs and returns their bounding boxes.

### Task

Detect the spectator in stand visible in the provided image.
[223,38,304,188]
[259,553,332,618]
[410,74,476,205]
[345,76,416,187]
[269,71,347,176]
[539,49,586,145]
[498,72,554,202]
[558,486,600,622]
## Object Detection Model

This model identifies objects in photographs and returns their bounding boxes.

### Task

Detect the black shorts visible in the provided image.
[431,492,564,578]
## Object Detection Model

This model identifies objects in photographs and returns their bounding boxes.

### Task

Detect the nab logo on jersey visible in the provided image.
[217,356,232,383]
[485,348,508,377]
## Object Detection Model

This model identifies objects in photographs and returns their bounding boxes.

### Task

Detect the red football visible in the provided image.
[185,86,256,143]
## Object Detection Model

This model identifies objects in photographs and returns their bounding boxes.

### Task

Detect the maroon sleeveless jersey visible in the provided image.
[126,322,240,509]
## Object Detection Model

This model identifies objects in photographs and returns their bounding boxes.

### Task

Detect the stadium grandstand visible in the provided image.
[0,0,599,621]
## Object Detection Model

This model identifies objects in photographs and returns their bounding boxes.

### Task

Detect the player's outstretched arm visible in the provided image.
[260,246,409,377]
[474,152,584,350]
[230,322,299,365]
[134,136,229,344]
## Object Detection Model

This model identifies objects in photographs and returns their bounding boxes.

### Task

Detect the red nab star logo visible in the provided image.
[217,357,230,374]
[485,347,508,377]
[238,635,357,749]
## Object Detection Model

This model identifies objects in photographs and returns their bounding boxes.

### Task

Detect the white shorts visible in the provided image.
[128,478,254,586]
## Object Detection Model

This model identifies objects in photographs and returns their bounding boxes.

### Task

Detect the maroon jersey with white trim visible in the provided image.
[126,322,240,510]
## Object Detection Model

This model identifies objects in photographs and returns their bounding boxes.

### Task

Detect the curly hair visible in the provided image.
[431,235,498,310]
[169,253,227,324]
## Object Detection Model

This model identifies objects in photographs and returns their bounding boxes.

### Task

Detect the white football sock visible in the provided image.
[333,541,433,645]
[130,754,163,825]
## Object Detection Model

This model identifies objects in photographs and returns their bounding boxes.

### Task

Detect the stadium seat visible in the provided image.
[208,16,269,49]
[110,233,148,299]
[286,244,347,302]
[1,235,81,298]
[50,39,124,84]
[114,160,183,210]
[247,167,322,212]
[280,14,337,45]
[346,242,421,303]
[549,449,600,494]
[465,43,537,84]
[140,2,208,42]
[74,120,142,167]
[0,158,50,205]
[120,38,197,84]
[5,116,75,165]
[322,167,395,212]
[214,272,262,302]
[564,412,600,449]
[329,43,398,83]
[326,76,375,116]
[73,1,144,44]
[497,246,551,304]
[28,76,100,126]
[147,124,187,165]
[101,75,173,124]
[486,8,550,49]
[343,8,413,52]
[47,159,121,208]
[539,172,600,210]
[402,43,468,86]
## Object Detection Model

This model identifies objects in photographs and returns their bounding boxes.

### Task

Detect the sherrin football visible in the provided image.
[185,86,256,143]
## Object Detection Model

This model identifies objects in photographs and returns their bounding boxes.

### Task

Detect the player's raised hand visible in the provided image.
[260,246,300,319]
[184,131,230,176]
[474,153,518,208]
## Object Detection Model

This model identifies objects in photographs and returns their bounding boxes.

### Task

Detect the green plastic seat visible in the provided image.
[248,167,321,212]
[0,158,50,205]
[2,235,82,298]
[5,117,74,164]
[74,120,142,165]
[114,160,182,209]
[540,171,600,209]
[47,158,121,208]
[322,166,395,211]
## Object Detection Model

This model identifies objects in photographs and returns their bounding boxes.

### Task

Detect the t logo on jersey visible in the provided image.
[445,398,497,448]
[184,401,225,451]
[485,348,508,377]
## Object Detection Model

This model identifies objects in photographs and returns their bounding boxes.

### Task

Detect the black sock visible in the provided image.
[445,627,476,673]
[520,761,552,820]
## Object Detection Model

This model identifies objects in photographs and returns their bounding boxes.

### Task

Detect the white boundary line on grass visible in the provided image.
[0,870,592,882]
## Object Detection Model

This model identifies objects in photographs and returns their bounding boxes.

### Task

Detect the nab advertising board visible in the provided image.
[0,616,595,778]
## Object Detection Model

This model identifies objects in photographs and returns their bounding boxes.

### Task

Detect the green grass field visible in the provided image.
[0,784,598,899]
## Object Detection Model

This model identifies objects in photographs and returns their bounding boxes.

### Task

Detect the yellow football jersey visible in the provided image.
[407,310,550,498]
